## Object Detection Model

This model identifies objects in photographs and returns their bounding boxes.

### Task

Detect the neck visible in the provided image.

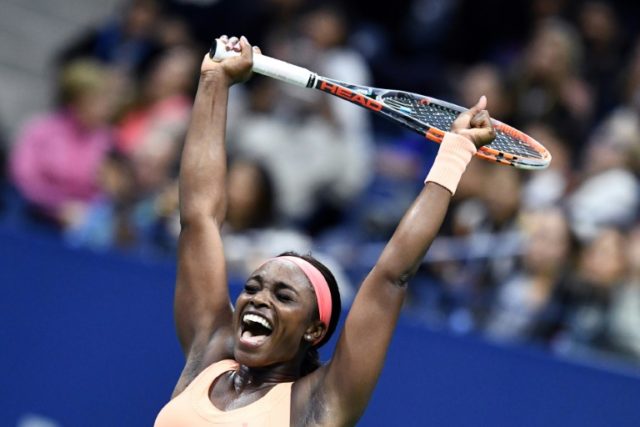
[232,361,300,393]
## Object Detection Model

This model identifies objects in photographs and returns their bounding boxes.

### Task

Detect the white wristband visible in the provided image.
[425,133,477,195]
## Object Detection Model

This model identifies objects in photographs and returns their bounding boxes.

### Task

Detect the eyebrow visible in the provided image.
[247,275,299,295]
[246,275,263,287]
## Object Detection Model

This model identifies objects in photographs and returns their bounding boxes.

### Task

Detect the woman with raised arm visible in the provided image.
[155,35,496,426]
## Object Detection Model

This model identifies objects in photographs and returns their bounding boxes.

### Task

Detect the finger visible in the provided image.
[227,36,240,51]
[220,35,229,42]
[467,95,487,116]
[470,110,492,129]
[475,127,496,144]
[239,35,253,61]
[453,95,488,129]
[253,45,262,55]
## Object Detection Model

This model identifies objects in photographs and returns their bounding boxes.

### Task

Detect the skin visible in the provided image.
[172,35,495,426]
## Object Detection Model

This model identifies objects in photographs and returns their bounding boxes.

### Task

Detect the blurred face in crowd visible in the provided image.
[524,123,570,173]
[526,22,579,82]
[532,0,568,21]
[460,65,510,121]
[579,228,627,288]
[582,116,635,175]
[626,226,640,278]
[100,156,133,200]
[578,1,618,49]
[146,48,198,101]
[523,209,571,275]
[625,40,640,108]
[63,63,124,129]
[124,0,158,38]
[227,160,273,231]
[132,137,179,194]
[301,8,347,50]
[482,167,522,227]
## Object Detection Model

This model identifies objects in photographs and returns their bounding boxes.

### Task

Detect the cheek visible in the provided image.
[277,305,312,340]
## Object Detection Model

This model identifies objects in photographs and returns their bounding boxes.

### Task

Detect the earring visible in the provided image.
[305,334,312,341]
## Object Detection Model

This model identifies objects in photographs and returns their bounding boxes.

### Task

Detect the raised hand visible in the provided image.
[200,35,257,86]
[450,95,496,148]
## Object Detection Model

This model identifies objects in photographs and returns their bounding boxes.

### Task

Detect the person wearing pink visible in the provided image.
[10,60,117,224]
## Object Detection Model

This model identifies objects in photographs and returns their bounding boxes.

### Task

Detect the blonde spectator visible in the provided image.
[10,60,120,227]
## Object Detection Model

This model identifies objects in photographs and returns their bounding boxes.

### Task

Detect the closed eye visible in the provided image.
[274,281,298,303]
[277,293,294,303]
[244,283,260,294]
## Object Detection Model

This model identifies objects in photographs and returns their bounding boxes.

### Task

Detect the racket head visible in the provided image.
[376,91,552,169]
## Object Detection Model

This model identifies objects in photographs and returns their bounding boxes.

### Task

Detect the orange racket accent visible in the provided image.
[208,38,551,169]
[425,127,445,143]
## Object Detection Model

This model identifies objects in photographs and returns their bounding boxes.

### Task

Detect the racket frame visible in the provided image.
[209,39,551,170]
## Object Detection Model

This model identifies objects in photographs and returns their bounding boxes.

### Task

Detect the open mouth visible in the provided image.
[240,313,273,346]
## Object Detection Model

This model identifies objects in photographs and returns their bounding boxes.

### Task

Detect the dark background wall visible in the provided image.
[2,228,639,427]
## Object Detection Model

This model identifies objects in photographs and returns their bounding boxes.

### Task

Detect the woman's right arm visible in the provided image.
[173,37,254,394]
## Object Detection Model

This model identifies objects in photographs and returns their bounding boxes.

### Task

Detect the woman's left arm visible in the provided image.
[319,97,496,423]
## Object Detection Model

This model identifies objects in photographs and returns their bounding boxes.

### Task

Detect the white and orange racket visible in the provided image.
[210,39,551,170]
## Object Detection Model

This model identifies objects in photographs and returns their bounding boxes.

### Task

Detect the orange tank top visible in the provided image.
[154,359,293,427]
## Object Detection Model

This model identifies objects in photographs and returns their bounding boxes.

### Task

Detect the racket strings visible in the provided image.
[382,95,457,132]
[381,94,544,160]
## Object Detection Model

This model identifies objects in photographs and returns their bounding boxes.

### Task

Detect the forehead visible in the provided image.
[251,259,313,291]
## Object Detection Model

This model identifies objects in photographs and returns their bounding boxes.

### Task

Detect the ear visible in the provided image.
[304,320,326,344]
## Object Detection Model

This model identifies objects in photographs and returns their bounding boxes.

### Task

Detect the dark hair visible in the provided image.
[245,160,275,228]
[277,251,341,375]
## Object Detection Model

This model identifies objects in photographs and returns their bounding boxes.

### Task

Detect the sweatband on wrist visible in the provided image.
[424,132,477,195]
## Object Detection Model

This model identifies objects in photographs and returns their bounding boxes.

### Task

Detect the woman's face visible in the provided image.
[579,228,627,288]
[523,209,570,274]
[233,259,321,368]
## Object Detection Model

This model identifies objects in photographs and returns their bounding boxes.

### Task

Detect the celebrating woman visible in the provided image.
[155,35,496,426]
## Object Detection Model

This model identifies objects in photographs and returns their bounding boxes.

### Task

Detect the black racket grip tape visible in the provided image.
[208,40,217,59]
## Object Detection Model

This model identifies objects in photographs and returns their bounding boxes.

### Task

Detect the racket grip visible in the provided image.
[209,38,316,88]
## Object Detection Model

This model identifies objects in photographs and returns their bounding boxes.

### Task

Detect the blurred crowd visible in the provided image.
[1,0,640,369]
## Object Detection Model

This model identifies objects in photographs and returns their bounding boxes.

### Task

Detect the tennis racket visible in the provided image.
[209,39,551,170]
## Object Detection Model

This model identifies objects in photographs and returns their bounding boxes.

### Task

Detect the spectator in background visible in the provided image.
[221,157,314,276]
[607,225,640,362]
[557,228,629,362]
[229,5,373,234]
[577,1,626,119]
[114,47,197,252]
[10,60,120,228]
[64,151,138,250]
[511,19,593,155]
[568,110,639,241]
[623,37,640,115]
[485,208,573,343]
[225,158,276,233]
[57,0,160,74]
[116,47,196,158]
[520,123,572,209]
[459,64,512,123]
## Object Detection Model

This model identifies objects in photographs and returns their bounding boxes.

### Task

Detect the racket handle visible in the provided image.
[209,38,316,88]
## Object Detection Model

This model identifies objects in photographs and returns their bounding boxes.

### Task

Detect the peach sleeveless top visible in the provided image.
[155,359,293,426]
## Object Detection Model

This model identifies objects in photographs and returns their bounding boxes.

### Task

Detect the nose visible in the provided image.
[248,288,270,308]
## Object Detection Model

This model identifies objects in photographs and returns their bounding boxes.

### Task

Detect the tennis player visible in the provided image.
[155,35,496,426]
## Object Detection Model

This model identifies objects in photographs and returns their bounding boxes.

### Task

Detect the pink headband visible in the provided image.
[273,256,332,334]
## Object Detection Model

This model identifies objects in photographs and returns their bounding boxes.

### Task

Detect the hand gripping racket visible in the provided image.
[209,39,551,170]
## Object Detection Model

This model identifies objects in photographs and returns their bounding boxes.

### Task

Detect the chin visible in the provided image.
[232,334,276,368]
